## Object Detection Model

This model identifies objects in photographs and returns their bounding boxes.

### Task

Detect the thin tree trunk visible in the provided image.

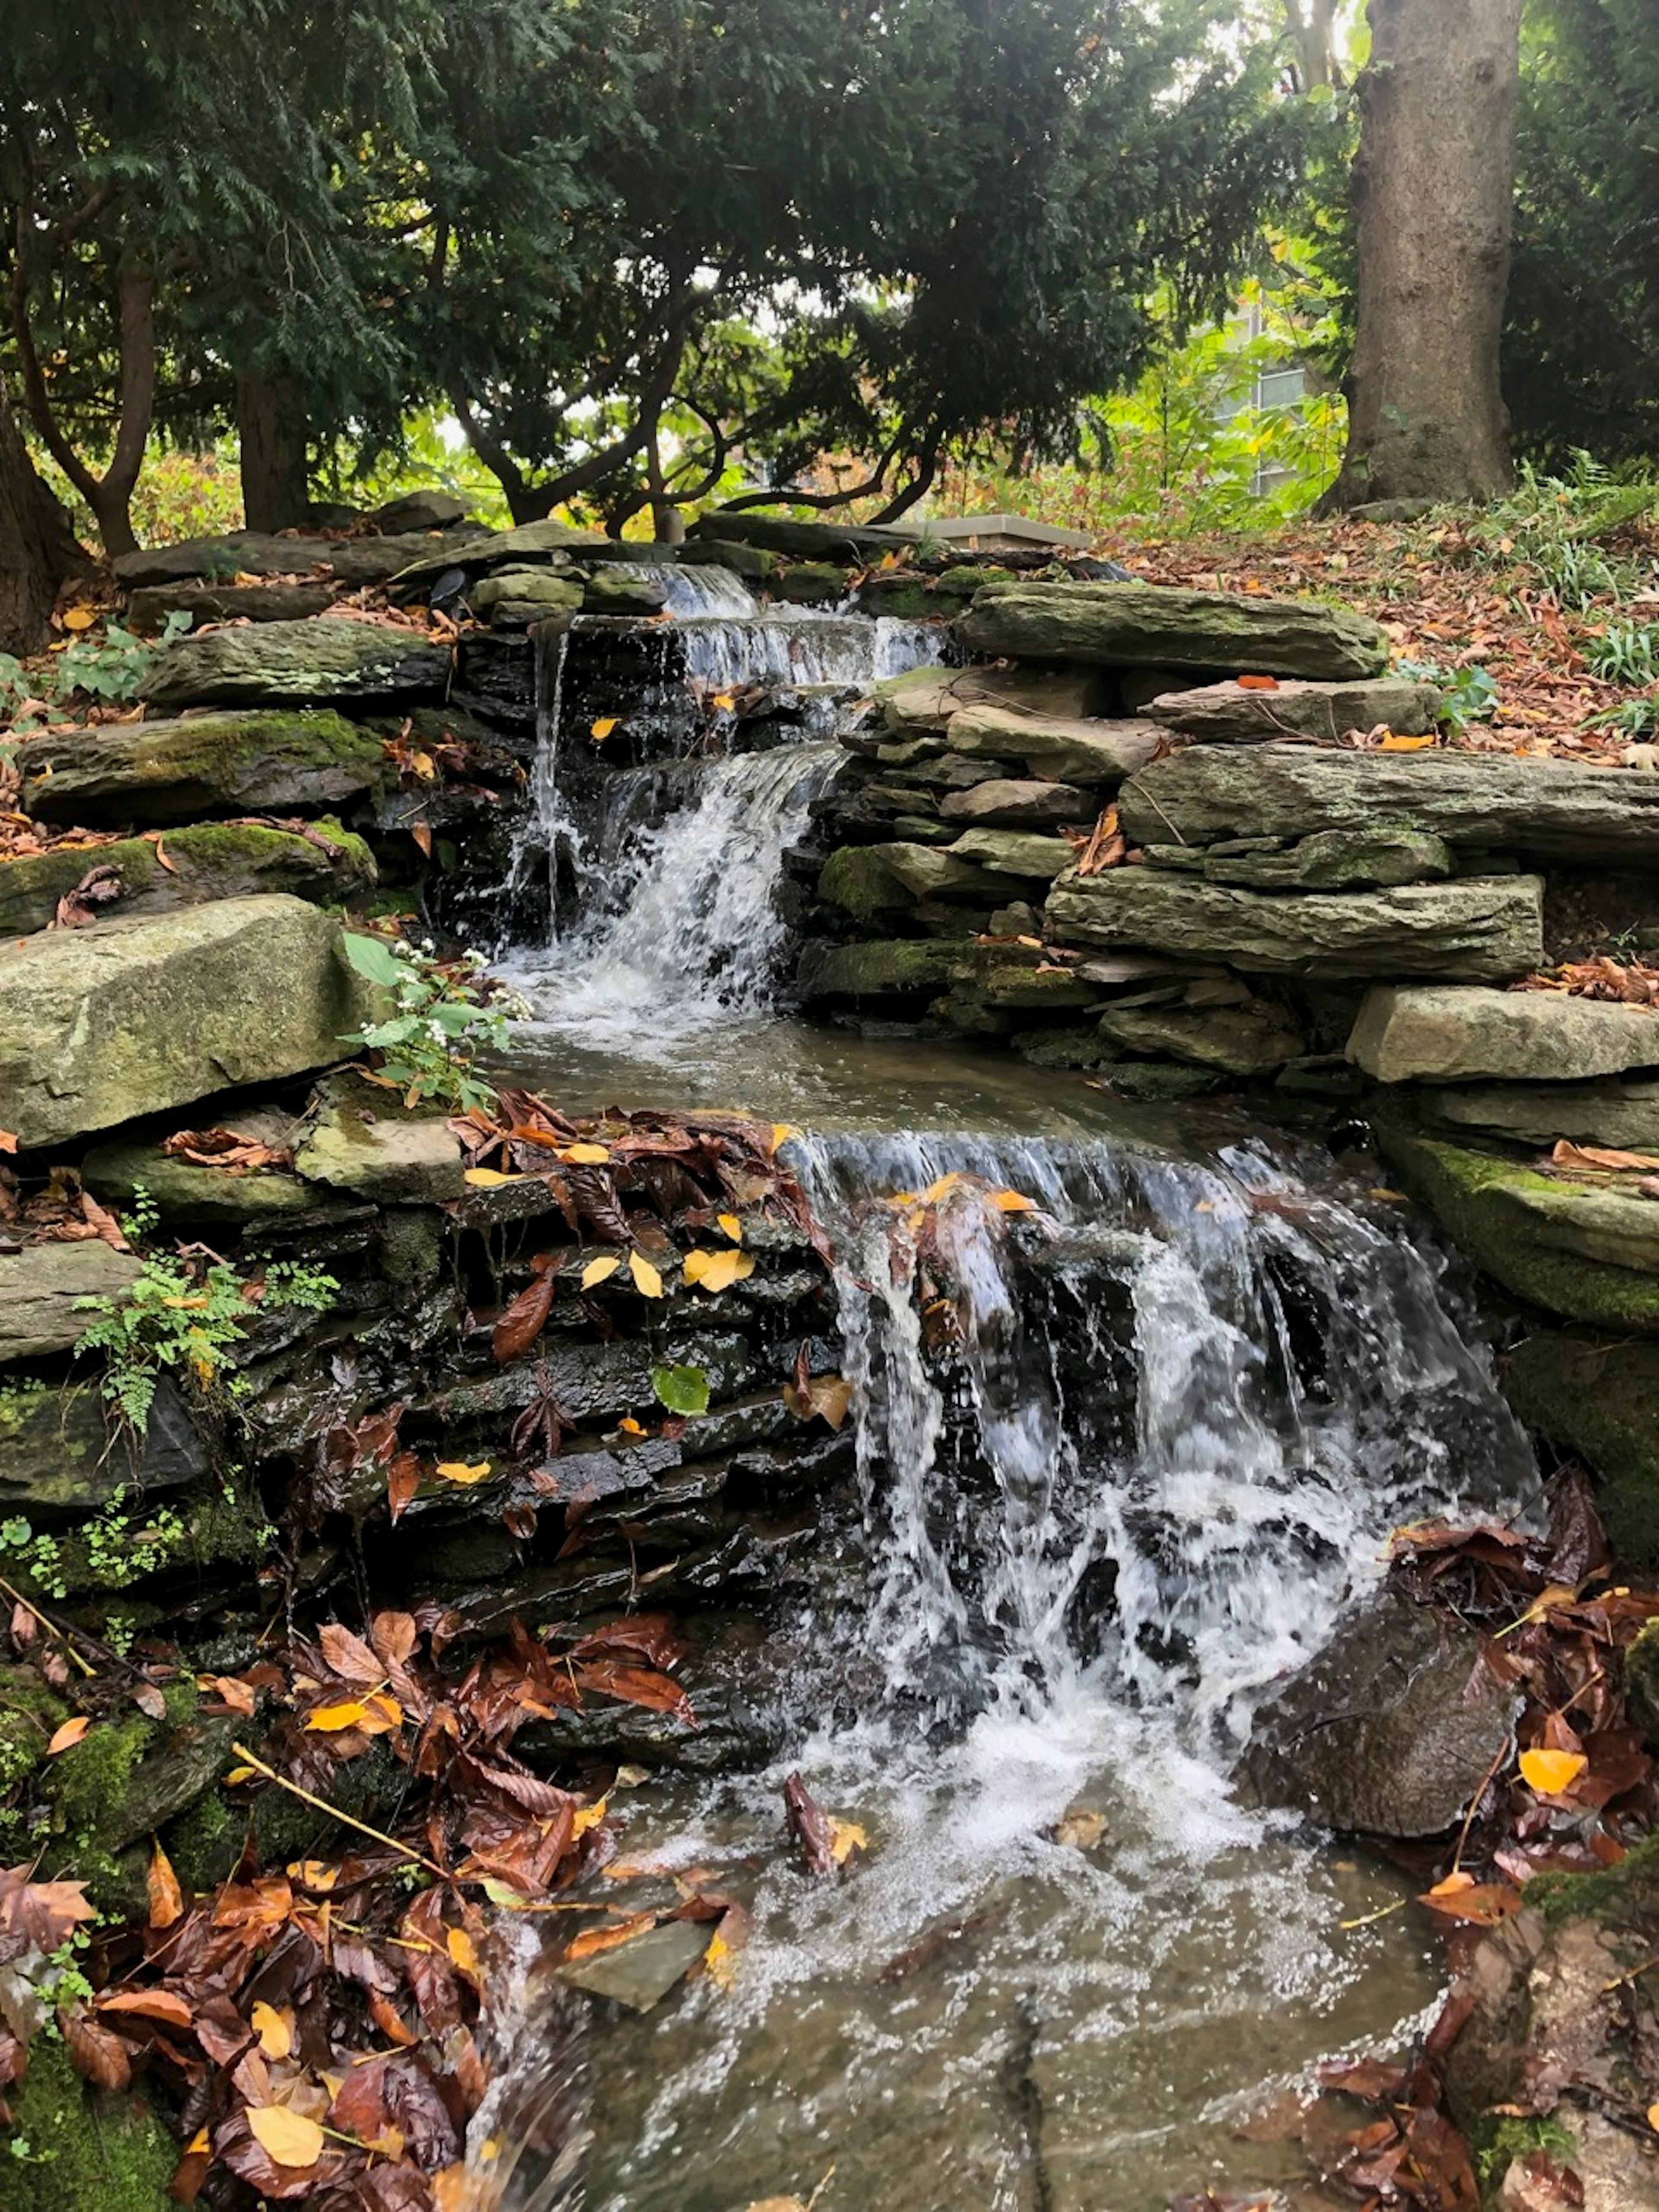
[13,257,155,557]
[1318,0,1523,512]
[0,378,89,655]
[236,365,311,531]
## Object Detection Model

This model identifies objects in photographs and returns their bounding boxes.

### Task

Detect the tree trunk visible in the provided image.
[0,380,89,655]
[1318,0,1524,512]
[236,366,312,531]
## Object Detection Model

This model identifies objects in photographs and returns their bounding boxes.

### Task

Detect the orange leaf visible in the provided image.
[0,1129,18,1154]
[590,717,619,742]
[1519,1747,1588,1796]
[147,1843,185,1930]
[1378,732,1439,751]
[48,1716,92,1754]
[1234,673,1279,690]
[563,1910,659,1961]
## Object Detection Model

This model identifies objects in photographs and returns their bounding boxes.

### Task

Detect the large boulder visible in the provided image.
[1118,744,1659,863]
[1143,673,1441,741]
[944,702,1162,785]
[1238,1591,1521,1837]
[139,617,451,708]
[114,526,484,590]
[1375,1117,1659,1332]
[0,1243,142,1360]
[1504,1330,1659,1563]
[686,509,913,563]
[23,709,387,826]
[956,581,1391,680]
[1046,868,1544,982]
[1347,985,1659,1084]
[0,817,376,934]
[0,895,375,1149]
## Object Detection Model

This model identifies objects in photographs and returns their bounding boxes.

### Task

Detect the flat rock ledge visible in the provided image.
[139,617,452,708]
[0,894,376,1149]
[1347,984,1659,1084]
[0,817,375,935]
[1118,744,1659,863]
[1143,673,1442,742]
[23,709,388,827]
[1046,868,1544,982]
[955,580,1391,681]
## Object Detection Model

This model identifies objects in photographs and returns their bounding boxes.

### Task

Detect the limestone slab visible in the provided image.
[295,1078,465,1204]
[113,526,485,590]
[0,817,376,934]
[24,710,387,826]
[1346,985,1659,1084]
[945,703,1161,786]
[0,1243,141,1360]
[874,662,1103,734]
[956,581,1391,680]
[938,778,1092,827]
[943,829,1074,879]
[1144,674,1441,741]
[0,895,373,1149]
[139,617,451,707]
[1046,869,1543,982]
[1119,744,1659,863]
[1424,1078,1659,1150]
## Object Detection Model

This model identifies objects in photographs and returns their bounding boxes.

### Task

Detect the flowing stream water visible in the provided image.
[477,584,1538,2210]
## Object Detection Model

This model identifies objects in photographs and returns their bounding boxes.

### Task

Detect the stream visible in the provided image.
[480,575,1538,2210]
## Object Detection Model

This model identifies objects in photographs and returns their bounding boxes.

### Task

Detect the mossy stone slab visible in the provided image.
[294,1075,465,1203]
[139,617,451,708]
[1144,674,1442,741]
[0,1242,142,1360]
[957,581,1391,680]
[1505,1330,1659,1564]
[0,895,375,1148]
[24,710,387,827]
[796,936,966,1002]
[0,816,376,933]
[946,703,1161,787]
[0,1376,211,1515]
[1347,984,1659,1084]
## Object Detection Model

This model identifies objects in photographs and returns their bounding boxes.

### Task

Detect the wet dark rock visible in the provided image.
[686,509,912,563]
[22,710,387,827]
[1505,1331,1659,1564]
[112,525,485,590]
[1239,1591,1520,1837]
[126,580,337,630]
[797,936,968,1004]
[0,1375,211,1515]
[555,1917,712,2009]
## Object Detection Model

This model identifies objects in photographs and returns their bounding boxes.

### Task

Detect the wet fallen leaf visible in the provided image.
[147,1842,184,1929]
[1520,1747,1589,1796]
[435,1460,493,1486]
[717,1212,744,1242]
[250,2000,293,2058]
[828,1818,868,1867]
[463,1167,522,1188]
[683,1246,756,1294]
[47,1716,92,1754]
[1052,1809,1109,1850]
[96,1987,195,2028]
[783,1372,853,1430]
[990,1188,1038,1214]
[1551,1139,1659,1173]
[628,1249,664,1298]
[590,716,619,741]
[246,2104,327,2168]
[581,1255,622,1290]
[561,1142,611,1164]
[563,1910,659,1961]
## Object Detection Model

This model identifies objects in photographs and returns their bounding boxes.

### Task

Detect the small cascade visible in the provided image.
[677,608,943,693]
[503,741,845,1049]
[804,1128,1535,1745]
[600,559,760,620]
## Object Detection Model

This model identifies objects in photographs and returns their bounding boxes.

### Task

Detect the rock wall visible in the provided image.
[804,578,1659,1548]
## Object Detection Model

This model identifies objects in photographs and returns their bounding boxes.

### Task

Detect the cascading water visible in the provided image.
[479,569,1540,2212]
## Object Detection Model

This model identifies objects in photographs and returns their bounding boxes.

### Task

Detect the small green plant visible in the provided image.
[1468,454,1659,610]
[1586,620,1659,685]
[0,610,190,727]
[0,1491,189,1600]
[76,1207,337,1428]
[1587,693,1659,738]
[1396,656,1500,734]
[342,933,529,1112]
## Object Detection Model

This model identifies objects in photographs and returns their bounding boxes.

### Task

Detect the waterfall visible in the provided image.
[502,742,845,1049]
[678,609,944,693]
[601,560,761,620]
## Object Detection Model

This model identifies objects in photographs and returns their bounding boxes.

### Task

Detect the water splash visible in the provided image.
[502,742,843,1051]
[601,561,761,620]
[677,609,944,693]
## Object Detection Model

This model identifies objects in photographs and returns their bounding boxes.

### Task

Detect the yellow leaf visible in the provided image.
[922,1171,966,1202]
[306,1698,373,1732]
[590,716,619,742]
[435,1459,493,1485]
[446,1925,483,1980]
[770,1123,798,1152]
[683,1247,755,1294]
[828,1818,868,1866]
[250,2001,293,2059]
[618,1416,646,1436]
[246,2106,326,2169]
[1427,1870,1476,1898]
[1378,731,1439,751]
[186,2128,211,2155]
[1649,2103,1659,2135]
[704,1926,739,1990]
[711,690,736,711]
[1519,1747,1588,1796]
[47,1716,92,1754]
[717,1213,744,1243]
[464,1167,521,1187]
[582,1255,622,1289]
[61,605,97,631]
[628,1249,664,1298]
[561,1142,611,1164]
[572,1799,609,1837]
[225,1764,257,1786]
[990,1189,1037,1214]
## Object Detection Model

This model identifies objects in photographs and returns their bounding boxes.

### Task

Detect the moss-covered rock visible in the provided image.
[82,1110,339,1227]
[1505,1330,1659,1562]
[138,617,451,709]
[1096,995,1306,1074]
[772,562,849,606]
[469,568,584,616]
[1376,1118,1659,1333]
[0,895,376,1148]
[2,2036,178,2212]
[796,936,966,1004]
[957,580,1392,680]
[581,567,670,616]
[23,711,387,828]
[0,1376,210,1517]
[293,1074,465,1203]
[0,816,376,934]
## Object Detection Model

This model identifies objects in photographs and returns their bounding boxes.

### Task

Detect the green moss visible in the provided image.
[1505,1333,1659,1564]
[798,935,967,1003]
[1471,2113,1577,2203]
[1526,1827,1659,1928]
[1375,1119,1659,1334]
[45,1707,153,1843]
[160,1787,242,1894]
[772,561,849,605]
[3,2035,177,2212]
[0,1665,73,1794]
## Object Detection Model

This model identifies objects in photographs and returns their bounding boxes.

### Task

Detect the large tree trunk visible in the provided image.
[236,366,312,531]
[1319,0,1524,512]
[0,381,89,655]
